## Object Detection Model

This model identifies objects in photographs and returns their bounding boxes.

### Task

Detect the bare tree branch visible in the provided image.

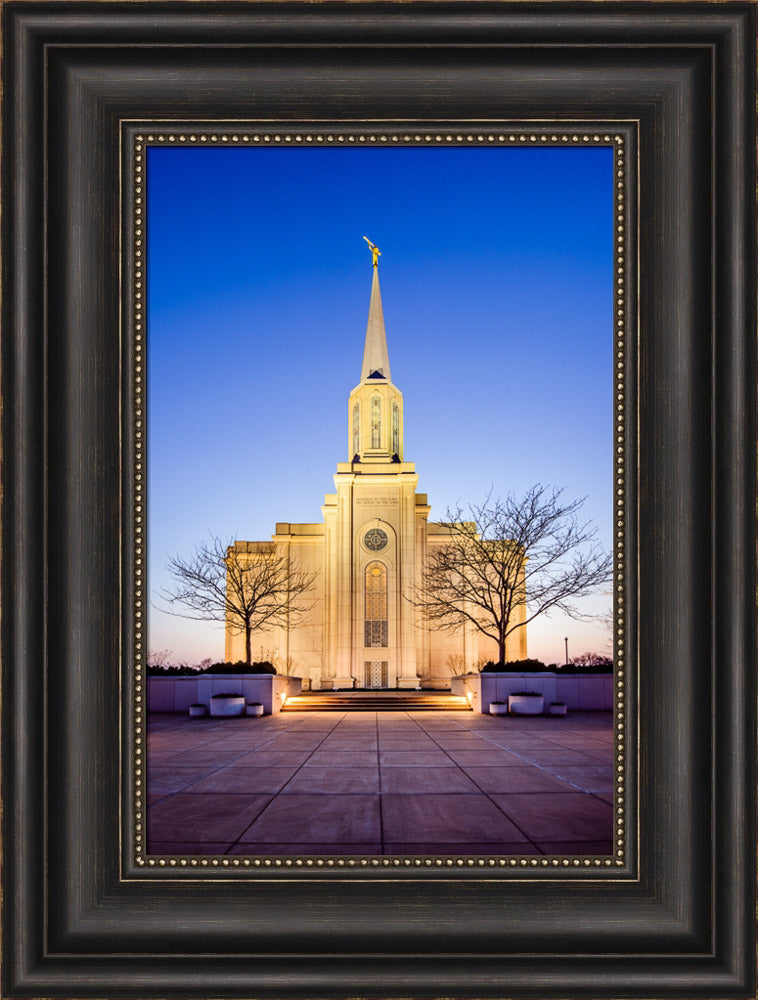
[411,485,612,665]
[157,535,318,665]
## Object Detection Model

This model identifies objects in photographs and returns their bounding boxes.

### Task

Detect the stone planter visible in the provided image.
[508,693,544,715]
[548,701,567,716]
[489,701,508,716]
[209,694,245,717]
[245,703,264,717]
[188,704,207,718]
[452,672,612,715]
[196,674,301,716]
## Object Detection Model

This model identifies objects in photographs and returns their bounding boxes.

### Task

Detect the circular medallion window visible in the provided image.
[364,528,388,551]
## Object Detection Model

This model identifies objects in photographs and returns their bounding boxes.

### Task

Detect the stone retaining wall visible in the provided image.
[147,673,302,716]
[451,672,613,714]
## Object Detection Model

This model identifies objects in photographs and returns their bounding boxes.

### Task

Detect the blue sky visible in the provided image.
[147,145,614,666]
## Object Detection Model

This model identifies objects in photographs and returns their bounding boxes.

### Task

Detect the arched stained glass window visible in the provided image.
[371,396,381,448]
[364,561,388,648]
[391,402,400,457]
[352,402,360,456]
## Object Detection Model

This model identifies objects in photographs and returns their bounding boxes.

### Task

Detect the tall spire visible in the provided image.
[360,239,391,383]
[347,241,405,463]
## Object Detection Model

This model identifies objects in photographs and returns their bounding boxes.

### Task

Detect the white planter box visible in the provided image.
[209,695,245,717]
[188,704,207,718]
[489,702,508,715]
[508,693,544,715]
[198,674,301,716]
[548,702,567,716]
[453,672,613,714]
[148,673,302,716]
[246,703,264,717]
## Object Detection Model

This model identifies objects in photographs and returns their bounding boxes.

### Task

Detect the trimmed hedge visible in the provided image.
[146,664,200,676]
[478,657,612,674]
[479,658,551,673]
[204,660,277,675]
[147,660,277,676]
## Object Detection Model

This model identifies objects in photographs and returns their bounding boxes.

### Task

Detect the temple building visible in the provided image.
[225,243,526,689]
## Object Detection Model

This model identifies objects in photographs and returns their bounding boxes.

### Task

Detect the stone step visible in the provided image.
[282,691,471,712]
[282,704,471,712]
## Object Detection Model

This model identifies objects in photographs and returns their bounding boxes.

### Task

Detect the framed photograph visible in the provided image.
[3,3,755,999]
[143,134,620,860]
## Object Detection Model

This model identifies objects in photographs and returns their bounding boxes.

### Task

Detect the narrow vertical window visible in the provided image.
[371,396,381,448]
[352,402,360,456]
[392,402,400,457]
[364,562,388,647]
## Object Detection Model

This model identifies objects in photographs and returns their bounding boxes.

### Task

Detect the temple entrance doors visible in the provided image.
[364,660,389,689]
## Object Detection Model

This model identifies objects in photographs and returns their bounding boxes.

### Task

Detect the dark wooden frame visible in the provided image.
[2,3,756,998]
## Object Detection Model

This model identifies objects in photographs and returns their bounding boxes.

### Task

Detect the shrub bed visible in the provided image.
[148,660,277,676]
[478,657,612,674]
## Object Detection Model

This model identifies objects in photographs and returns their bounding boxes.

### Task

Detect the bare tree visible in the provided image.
[412,485,612,666]
[147,648,174,669]
[159,535,318,666]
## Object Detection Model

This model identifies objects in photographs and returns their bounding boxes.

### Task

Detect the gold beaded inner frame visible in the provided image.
[125,122,636,879]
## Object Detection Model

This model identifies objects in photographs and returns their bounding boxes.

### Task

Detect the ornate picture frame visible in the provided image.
[3,4,755,998]
[138,124,626,865]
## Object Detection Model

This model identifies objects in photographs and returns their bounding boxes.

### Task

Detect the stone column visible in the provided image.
[332,475,355,689]
[396,480,420,689]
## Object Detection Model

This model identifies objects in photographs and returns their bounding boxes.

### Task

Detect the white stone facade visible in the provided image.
[226,258,526,689]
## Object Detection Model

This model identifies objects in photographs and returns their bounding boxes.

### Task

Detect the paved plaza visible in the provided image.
[147,708,614,856]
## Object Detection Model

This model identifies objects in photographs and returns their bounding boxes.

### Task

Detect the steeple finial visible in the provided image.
[360,240,390,383]
[363,236,381,268]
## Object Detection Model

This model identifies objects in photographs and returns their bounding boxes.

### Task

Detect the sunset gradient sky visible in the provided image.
[147,144,614,666]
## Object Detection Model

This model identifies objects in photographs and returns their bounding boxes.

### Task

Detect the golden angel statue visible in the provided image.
[362,236,381,267]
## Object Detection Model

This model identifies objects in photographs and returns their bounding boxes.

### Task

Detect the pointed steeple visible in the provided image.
[360,242,391,383]
[347,241,404,464]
